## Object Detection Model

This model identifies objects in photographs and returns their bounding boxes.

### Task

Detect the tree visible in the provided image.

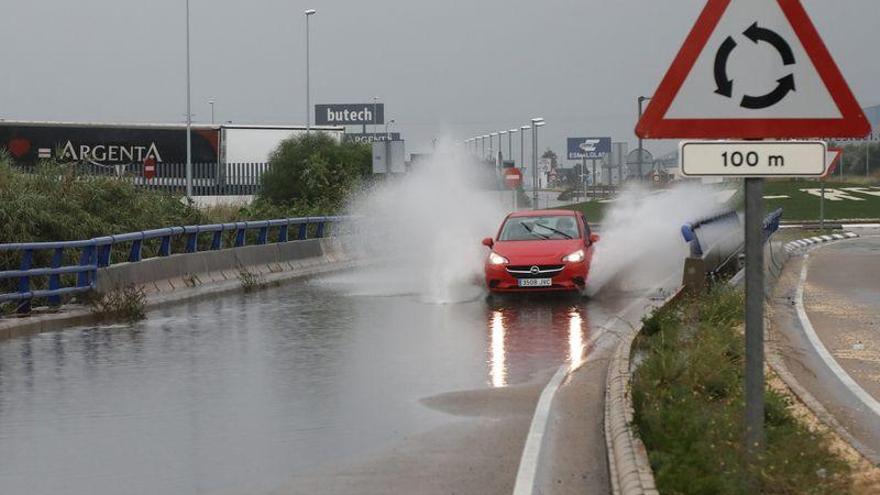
[258,133,371,211]
[541,148,559,168]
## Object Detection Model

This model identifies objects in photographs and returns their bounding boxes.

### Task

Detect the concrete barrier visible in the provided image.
[0,237,352,341]
[95,238,330,294]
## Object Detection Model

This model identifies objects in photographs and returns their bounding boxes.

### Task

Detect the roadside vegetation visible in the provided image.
[257,132,372,214]
[0,156,201,244]
[762,179,880,221]
[89,285,146,322]
[632,286,853,494]
[562,201,607,223]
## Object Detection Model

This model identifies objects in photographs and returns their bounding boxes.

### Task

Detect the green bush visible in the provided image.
[632,287,852,494]
[0,160,202,244]
[258,132,371,212]
[0,158,204,307]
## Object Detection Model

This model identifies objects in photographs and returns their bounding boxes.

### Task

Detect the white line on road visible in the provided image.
[512,292,655,495]
[795,254,880,418]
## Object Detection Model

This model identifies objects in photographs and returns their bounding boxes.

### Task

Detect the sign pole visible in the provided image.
[582,157,587,202]
[820,180,826,232]
[591,159,597,201]
[744,177,765,455]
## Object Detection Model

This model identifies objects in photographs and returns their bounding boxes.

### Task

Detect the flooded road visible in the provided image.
[0,271,628,495]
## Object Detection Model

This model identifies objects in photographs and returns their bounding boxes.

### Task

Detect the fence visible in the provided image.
[0,216,345,315]
[12,162,271,196]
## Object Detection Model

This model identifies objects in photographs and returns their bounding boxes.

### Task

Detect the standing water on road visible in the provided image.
[0,275,609,495]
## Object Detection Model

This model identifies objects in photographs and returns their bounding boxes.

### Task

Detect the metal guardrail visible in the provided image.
[680,208,783,290]
[0,216,345,314]
[681,208,782,257]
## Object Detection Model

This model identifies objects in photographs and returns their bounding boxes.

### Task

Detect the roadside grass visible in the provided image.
[561,201,607,223]
[89,285,146,322]
[632,286,853,494]
[763,179,880,221]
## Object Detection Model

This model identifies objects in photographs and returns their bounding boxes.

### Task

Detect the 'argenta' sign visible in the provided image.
[343,133,400,144]
[315,103,384,126]
[0,122,220,166]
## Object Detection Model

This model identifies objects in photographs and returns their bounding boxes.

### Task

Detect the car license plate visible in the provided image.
[518,278,552,288]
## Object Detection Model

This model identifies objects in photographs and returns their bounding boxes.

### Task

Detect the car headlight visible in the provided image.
[488,252,509,265]
[562,249,585,263]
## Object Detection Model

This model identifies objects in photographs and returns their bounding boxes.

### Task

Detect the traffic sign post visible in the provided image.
[504,168,523,210]
[637,0,870,464]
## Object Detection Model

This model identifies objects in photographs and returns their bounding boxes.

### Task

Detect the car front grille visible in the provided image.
[505,264,564,279]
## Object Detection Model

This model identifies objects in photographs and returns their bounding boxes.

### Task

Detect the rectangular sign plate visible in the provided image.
[518,278,552,287]
[315,103,384,126]
[679,141,827,177]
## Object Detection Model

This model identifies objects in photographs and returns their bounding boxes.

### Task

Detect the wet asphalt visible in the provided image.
[0,270,638,495]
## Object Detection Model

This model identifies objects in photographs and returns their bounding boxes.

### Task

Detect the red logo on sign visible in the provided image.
[7,138,30,158]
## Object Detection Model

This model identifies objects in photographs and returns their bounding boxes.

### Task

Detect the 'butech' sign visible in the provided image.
[315,103,384,126]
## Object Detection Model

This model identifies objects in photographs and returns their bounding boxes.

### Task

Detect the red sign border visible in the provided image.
[822,147,842,178]
[636,0,870,140]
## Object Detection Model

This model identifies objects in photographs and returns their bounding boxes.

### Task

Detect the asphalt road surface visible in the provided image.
[0,265,667,495]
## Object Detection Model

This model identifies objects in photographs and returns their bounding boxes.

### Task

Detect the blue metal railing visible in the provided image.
[0,216,346,314]
[681,209,740,257]
[681,208,783,258]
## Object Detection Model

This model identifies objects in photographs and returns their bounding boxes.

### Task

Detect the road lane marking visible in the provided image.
[795,254,880,418]
[512,287,668,495]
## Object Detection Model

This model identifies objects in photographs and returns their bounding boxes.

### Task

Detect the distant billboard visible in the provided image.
[315,103,384,126]
[567,137,611,160]
[0,121,219,166]
[343,132,400,144]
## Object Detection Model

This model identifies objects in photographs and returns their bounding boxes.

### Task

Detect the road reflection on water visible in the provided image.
[486,301,589,388]
[0,279,609,495]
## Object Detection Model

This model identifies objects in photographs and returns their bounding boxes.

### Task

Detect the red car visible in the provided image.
[482,210,599,293]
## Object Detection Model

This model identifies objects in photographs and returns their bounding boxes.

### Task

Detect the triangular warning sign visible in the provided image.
[636,0,870,139]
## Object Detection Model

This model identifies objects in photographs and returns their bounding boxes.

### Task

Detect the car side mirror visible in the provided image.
[482,237,494,248]
[589,233,600,244]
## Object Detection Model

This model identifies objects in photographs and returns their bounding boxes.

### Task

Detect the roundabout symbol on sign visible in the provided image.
[714,22,796,110]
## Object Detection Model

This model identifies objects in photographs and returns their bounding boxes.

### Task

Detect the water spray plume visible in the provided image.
[326,144,507,304]
[587,183,733,295]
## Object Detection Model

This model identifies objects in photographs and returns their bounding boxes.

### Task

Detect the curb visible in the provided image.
[604,287,684,495]
[784,232,858,253]
[0,254,355,342]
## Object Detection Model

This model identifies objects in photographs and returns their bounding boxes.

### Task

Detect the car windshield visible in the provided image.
[498,215,580,241]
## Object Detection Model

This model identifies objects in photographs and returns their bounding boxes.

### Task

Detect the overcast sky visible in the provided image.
[0,0,877,159]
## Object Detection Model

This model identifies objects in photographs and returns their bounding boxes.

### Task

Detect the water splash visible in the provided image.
[323,146,507,304]
[587,183,735,295]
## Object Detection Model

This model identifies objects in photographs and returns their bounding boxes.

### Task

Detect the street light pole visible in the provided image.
[508,129,516,161]
[499,131,507,161]
[372,96,380,136]
[637,96,652,181]
[185,0,192,201]
[305,9,316,133]
[530,118,545,209]
[385,119,395,139]
[209,99,215,124]
[521,125,529,178]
